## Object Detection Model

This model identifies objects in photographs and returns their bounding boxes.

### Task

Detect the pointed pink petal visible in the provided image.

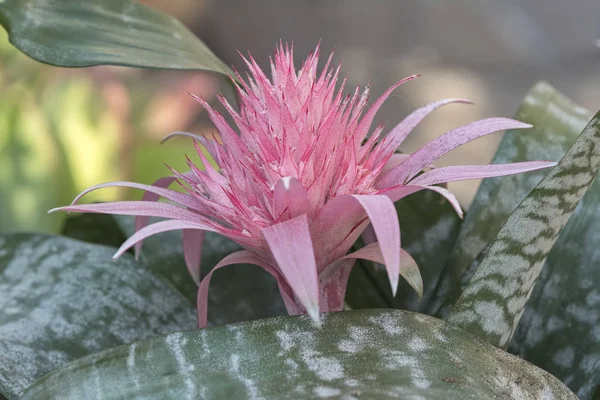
[379,118,532,187]
[409,161,557,186]
[377,98,472,157]
[419,185,464,218]
[273,176,311,219]
[197,250,299,328]
[353,75,420,145]
[343,243,423,298]
[182,229,205,284]
[262,214,320,324]
[50,201,210,226]
[113,219,216,259]
[351,195,401,295]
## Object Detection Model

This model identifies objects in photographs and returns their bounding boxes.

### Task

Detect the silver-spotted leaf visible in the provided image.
[429,82,593,317]
[22,309,576,400]
[447,109,600,349]
[0,0,234,76]
[425,82,600,398]
[0,233,197,399]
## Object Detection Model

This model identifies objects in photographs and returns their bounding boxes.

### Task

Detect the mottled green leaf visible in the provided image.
[0,233,197,400]
[429,82,593,317]
[447,109,600,349]
[422,83,600,398]
[67,214,289,326]
[347,190,462,312]
[0,0,234,76]
[22,309,576,399]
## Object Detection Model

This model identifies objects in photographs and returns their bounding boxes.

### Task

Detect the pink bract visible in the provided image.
[50,44,555,327]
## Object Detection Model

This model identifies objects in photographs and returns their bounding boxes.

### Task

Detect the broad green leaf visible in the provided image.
[0,233,197,400]
[0,0,234,76]
[429,82,593,317]
[346,190,462,312]
[447,110,600,349]
[22,309,576,399]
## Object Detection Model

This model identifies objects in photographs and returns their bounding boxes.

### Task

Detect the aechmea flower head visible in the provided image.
[51,43,555,327]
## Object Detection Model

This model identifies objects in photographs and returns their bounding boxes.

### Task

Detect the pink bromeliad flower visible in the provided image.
[51,44,555,327]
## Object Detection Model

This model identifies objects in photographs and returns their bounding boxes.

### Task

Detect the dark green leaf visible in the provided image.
[0,233,197,400]
[347,190,462,312]
[0,0,234,76]
[429,82,593,318]
[61,213,127,248]
[22,309,576,399]
[447,109,600,349]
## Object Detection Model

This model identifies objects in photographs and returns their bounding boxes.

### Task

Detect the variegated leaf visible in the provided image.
[0,233,197,400]
[447,110,600,349]
[429,82,593,318]
[22,310,576,400]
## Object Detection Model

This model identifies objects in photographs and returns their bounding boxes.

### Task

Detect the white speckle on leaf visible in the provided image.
[166,333,196,399]
[368,314,404,335]
[408,337,429,352]
[313,386,341,398]
[552,347,575,369]
[301,350,344,381]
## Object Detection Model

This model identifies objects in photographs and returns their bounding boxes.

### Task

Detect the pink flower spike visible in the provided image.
[273,177,311,220]
[262,214,321,325]
[51,43,556,326]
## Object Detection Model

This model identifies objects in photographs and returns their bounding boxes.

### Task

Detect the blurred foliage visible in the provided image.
[0,30,220,233]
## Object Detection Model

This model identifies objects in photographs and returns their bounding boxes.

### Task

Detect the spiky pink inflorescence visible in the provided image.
[51,44,555,327]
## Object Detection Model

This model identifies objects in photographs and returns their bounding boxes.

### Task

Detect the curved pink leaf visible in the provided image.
[351,195,401,295]
[262,214,320,324]
[409,161,557,186]
[113,219,218,259]
[133,176,178,259]
[182,229,205,284]
[379,118,532,187]
[343,243,423,297]
[197,250,299,328]
[376,98,472,158]
[49,201,212,226]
